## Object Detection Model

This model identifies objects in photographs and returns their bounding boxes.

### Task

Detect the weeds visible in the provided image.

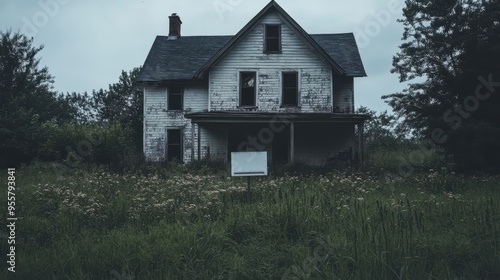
[0,163,499,279]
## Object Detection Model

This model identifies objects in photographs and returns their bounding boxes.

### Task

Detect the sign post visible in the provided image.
[231,151,268,196]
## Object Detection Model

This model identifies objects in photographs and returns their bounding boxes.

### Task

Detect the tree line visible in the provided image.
[0,30,143,170]
[1,0,499,173]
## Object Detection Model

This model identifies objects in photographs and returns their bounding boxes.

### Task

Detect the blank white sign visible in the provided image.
[231,151,268,177]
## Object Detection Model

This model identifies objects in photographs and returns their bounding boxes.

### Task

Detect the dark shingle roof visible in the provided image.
[138,1,366,82]
[137,33,366,82]
[138,36,232,82]
[311,33,367,77]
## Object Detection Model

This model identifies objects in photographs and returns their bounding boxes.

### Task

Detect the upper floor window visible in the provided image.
[282,72,298,106]
[168,86,183,110]
[264,24,281,53]
[240,72,256,107]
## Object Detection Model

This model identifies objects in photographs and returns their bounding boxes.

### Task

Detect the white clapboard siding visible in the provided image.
[199,125,227,161]
[144,86,209,162]
[185,85,209,112]
[209,11,353,113]
[144,10,357,163]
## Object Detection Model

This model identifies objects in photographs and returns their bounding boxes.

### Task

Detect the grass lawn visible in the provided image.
[1,163,499,279]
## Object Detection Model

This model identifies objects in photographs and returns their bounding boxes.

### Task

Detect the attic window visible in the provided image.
[240,72,256,107]
[168,86,183,110]
[264,24,281,53]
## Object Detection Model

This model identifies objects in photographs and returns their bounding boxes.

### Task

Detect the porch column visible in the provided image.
[197,124,201,160]
[290,121,295,164]
[191,123,195,161]
[357,122,365,163]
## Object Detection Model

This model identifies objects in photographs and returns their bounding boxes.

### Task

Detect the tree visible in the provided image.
[0,30,74,167]
[383,0,500,172]
[93,67,143,151]
[357,107,407,153]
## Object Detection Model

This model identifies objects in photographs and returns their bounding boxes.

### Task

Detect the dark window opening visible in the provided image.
[167,129,182,162]
[282,72,298,106]
[240,72,256,106]
[265,25,281,52]
[168,86,183,110]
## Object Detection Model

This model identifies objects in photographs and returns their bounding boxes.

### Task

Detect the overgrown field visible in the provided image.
[1,163,499,279]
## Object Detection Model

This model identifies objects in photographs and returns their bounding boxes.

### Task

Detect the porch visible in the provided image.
[185,112,369,165]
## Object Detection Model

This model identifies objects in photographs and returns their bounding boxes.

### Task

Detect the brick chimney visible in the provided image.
[168,13,182,40]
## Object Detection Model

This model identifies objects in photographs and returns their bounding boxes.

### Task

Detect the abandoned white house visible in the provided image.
[138,0,369,165]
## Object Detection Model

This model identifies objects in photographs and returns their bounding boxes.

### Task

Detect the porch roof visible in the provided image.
[184,112,370,123]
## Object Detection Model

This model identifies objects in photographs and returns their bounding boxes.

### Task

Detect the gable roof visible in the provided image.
[138,1,366,82]
[139,36,232,82]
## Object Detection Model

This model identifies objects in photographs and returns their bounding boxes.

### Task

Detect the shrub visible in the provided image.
[38,122,136,167]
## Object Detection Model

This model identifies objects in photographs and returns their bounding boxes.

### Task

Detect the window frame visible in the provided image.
[167,85,184,111]
[264,24,282,53]
[281,71,299,107]
[239,71,257,108]
[166,128,183,162]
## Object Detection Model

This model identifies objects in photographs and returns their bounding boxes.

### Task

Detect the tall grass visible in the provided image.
[0,163,499,279]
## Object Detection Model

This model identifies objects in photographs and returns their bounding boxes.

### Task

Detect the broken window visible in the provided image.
[166,128,182,162]
[265,24,281,52]
[282,72,298,106]
[240,72,256,106]
[168,86,183,110]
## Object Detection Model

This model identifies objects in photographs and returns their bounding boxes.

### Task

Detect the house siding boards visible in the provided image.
[209,11,352,113]
[199,125,227,160]
[139,1,368,165]
[144,85,209,162]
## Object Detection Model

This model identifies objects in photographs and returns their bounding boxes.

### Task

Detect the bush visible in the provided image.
[366,141,446,175]
[38,122,136,167]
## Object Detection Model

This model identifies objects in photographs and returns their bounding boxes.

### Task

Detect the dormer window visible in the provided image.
[264,24,281,53]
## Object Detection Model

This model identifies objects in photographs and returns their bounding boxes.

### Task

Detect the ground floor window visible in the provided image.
[166,128,182,162]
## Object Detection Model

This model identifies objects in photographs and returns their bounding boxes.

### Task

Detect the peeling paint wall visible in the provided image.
[144,11,358,163]
[209,11,354,113]
[144,85,208,162]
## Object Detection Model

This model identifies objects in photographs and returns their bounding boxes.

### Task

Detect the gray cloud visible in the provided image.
[0,0,408,113]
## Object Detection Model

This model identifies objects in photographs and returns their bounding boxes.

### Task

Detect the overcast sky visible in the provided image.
[1,0,409,113]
